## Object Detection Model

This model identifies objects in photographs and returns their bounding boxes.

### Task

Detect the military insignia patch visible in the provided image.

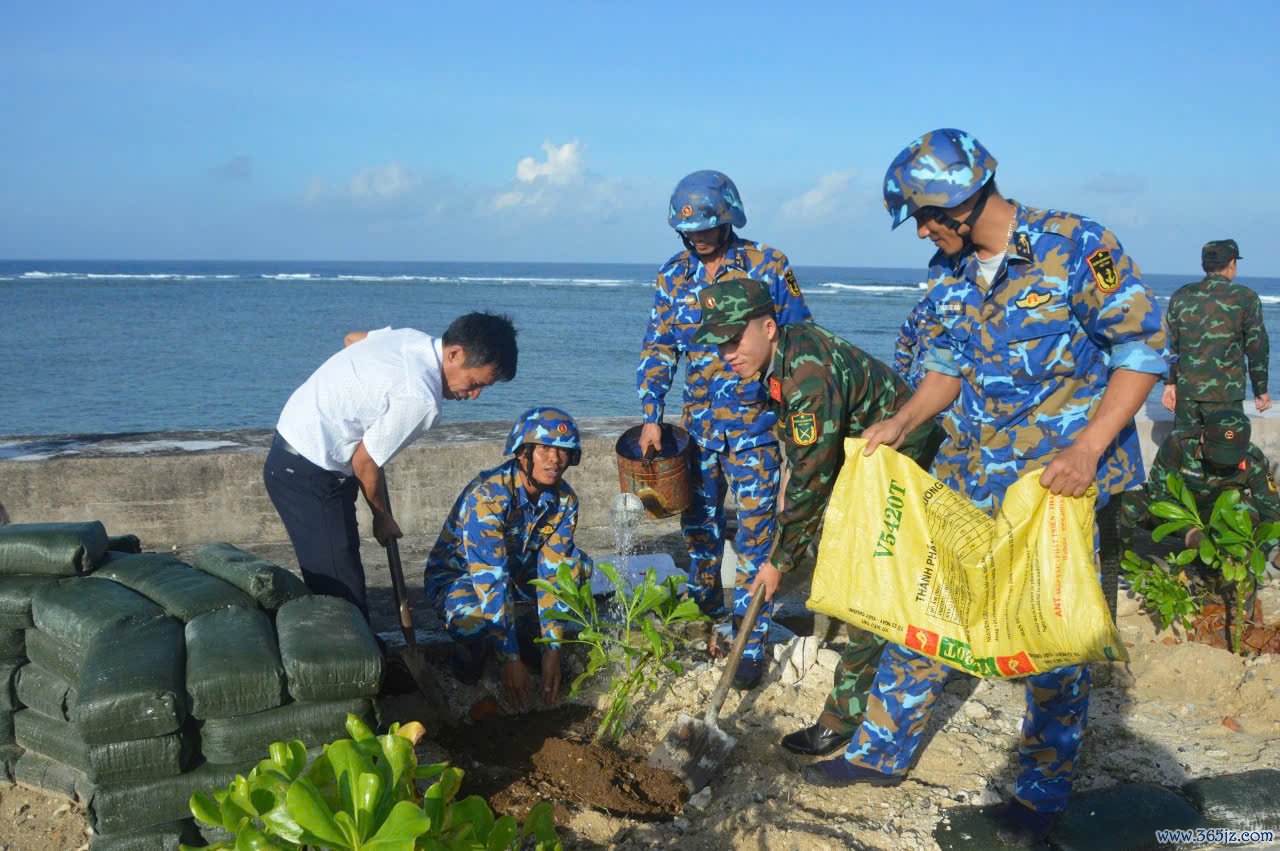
[940,302,963,315]
[681,204,693,218]
[1225,430,1235,440]
[768,376,782,402]
[1269,473,1277,493]
[1087,248,1120,294]
[1014,290,1053,309]
[557,423,568,434]
[684,295,698,305]
[790,412,817,445]
[704,296,717,309]
[540,525,555,535]
[1015,232,1033,258]
[784,269,801,297]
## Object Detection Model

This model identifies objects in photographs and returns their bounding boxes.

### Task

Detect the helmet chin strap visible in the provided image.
[934,181,993,252]
[679,223,732,255]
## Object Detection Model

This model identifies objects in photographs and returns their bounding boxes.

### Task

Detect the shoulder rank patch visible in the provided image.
[790,412,817,446]
[1014,290,1053,310]
[1015,232,1033,258]
[768,376,782,402]
[1087,248,1120,294]
[540,524,556,535]
[784,269,802,298]
[1268,472,1277,493]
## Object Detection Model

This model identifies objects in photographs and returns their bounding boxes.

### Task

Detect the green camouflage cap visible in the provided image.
[1203,409,1251,466]
[692,278,776,345]
[1202,239,1242,268]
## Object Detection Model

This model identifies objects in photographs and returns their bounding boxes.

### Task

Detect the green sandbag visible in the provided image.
[16,662,78,721]
[198,697,375,765]
[0,627,24,661]
[15,708,190,784]
[1050,783,1202,851]
[0,743,20,782]
[90,819,199,851]
[0,574,62,628]
[0,522,109,576]
[185,607,285,720]
[0,709,12,744]
[92,553,256,622]
[32,577,164,649]
[192,543,310,610]
[25,628,84,683]
[74,617,187,744]
[277,596,382,701]
[91,759,255,836]
[0,660,19,710]
[107,534,143,555]
[1183,769,1280,832]
[13,750,96,802]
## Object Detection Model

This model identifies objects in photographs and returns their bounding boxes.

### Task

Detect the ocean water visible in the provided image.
[3,259,1280,437]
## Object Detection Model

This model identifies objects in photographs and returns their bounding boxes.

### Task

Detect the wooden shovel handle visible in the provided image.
[705,590,767,725]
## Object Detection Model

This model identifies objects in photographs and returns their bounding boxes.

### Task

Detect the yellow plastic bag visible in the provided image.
[808,438,1127,678]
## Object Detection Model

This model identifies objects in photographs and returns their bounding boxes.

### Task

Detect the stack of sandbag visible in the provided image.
[0,529,385,849]
[0,522,112,782]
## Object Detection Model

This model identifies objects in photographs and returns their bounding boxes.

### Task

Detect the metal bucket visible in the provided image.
[615,424,692,519]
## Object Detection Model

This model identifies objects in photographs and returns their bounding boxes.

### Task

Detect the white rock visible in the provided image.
[962,701,992,721]
[816,648,841,672]
[686,787,713,811]
[978,789,1003,806]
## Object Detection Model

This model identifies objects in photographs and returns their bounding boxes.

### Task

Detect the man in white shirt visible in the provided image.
[264,312,518,616]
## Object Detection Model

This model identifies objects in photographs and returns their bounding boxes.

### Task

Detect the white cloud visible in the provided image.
[348,162,422,201]
[1081,171,1145,195]
[515,140,584,185]
[779,169,859,222]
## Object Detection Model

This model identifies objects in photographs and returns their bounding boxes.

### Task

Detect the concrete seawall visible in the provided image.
[2,404,1278,547]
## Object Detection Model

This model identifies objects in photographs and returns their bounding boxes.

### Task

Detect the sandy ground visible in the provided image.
[2,525,1278,849]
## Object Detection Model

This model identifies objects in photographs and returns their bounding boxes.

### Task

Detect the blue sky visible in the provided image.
[3,1,1278,274]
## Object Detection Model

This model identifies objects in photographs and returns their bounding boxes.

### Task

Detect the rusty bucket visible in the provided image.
[615,424,692,519]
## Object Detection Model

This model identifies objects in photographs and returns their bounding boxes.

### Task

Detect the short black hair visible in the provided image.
[1202,259,1231,275]
[443,312,518,381]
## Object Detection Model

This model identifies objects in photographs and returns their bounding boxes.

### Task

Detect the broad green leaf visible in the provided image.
[1174,549,1199,566]
[414,761,448,781]
[1257,522,1280,543]
[597,560,623,593]
[333,810,362,849]
[326,740,375,815]
[640,617,663,658]
[190,791,223,827]
[1199,537,1216,564]
[364,801,432,850]
[233,823,289,851]
[1150,502,1193,522]
[450,795,496,840]
[356,771,384,839]
[486,814,520,851]
[1151,521,1184,543]
[377,733,415,794]
[285,777,348,848]
[1251,548,1267,578]
[521,801,561,848]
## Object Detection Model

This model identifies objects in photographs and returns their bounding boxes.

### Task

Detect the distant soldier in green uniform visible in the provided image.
[1163,239,1271,433]
[1120,409,1280,553]
[692,277,943,757]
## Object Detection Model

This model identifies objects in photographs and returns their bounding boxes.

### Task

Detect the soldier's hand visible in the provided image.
[1256,394,1273,413]
[501,659,534,713]
[372,511,403,547]
[540,647,562,704]
[1039,443,1102,497]
[749,562,783,602]
[862,417,907,455]
[638,422,663,456]
[1161,384,1177,412]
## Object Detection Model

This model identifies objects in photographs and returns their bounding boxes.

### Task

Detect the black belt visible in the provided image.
[275,432,301,456]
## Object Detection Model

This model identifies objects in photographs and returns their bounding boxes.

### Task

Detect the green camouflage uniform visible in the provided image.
[1120,413,1280,551]
[1166,241,1268,434]
[694,278,944,734]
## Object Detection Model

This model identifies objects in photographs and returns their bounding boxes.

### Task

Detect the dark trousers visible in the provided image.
[262,433,369,617]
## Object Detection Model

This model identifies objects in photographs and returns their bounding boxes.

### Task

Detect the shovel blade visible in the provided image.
[392,644,450,718]
[648,711,737,795]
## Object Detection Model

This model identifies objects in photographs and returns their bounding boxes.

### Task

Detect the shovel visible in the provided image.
[377,474,449,718]
[649,589,767,794]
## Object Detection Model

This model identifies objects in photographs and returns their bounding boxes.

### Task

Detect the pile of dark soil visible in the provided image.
[438,705,687,822]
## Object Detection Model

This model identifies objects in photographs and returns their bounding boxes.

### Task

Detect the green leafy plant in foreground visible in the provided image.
[184,715,559,851]
[1124,472,1280,655]
[531,561,707,743]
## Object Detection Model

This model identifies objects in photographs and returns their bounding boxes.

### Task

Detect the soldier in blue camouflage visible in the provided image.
[1162,239,1271,433]
[802,129,1169,847]
[424,407,591,712]
[637,170,811,688]
[893,295,934,390]
[694,277,944,757]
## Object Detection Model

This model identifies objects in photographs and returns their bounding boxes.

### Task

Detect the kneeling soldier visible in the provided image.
[693,278,944,756]
[425,407,592,712]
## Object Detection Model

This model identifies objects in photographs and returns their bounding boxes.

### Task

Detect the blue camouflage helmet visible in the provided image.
[668,170,747,232]
[883,129,998,229]
[504,406,581,466]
